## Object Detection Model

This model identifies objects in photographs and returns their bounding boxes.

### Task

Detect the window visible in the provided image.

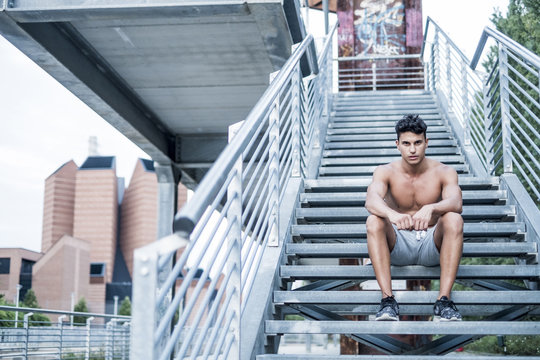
[19,259,35,298]
[90,263,106,277]
[0,258,10,274]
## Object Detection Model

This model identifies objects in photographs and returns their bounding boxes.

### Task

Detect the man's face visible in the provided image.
[396,131,428,165]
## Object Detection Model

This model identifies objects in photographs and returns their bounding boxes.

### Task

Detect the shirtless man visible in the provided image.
[365,114,464,321]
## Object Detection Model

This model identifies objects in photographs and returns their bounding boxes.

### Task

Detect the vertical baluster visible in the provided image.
[461,60,471,145]
[433,30,439,91]
[291,64,301,178]
[498,44,513,173]
[446,42,453,108]
[226,113,243,358]
[268,89,280,247]
[482,73,495,174]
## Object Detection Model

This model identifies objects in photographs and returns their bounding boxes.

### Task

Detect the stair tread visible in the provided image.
[304,177,499,191]
[280,264,539,280]
[286,242,534,257]
[300,190,506,205]
[291,222,525,237]
[320,155,465,166]
[265,320,540,335]
[325,139,457,149]
[295,206,515,221]
[274,290,540,304]
[318,164,469,175]
[323,148,460,157]
[258,355,531,360]
[326,133,452,141]
[327,126,448,135]
[329,120,445,128]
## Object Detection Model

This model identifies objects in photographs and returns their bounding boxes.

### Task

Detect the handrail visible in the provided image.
[471,26,540,69]
[421,16,470,64]
[423,17,540,202]
[131,22,337,360]
[174,34,317,235]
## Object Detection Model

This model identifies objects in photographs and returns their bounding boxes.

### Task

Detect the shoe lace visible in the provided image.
[438,297,459,312]
[380,296,398,311]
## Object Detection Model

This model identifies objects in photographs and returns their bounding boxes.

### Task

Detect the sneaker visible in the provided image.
[433,296,462,321]
[375,295,399,321]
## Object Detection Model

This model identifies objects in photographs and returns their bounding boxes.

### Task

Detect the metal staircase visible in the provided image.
[260,90,540,358]
[130,17,540,360]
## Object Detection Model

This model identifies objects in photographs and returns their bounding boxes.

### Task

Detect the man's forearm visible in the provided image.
[366,196,399,219]
[431,197,462,215]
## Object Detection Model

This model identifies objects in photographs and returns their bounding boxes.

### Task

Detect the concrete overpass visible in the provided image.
[0,0,317,186]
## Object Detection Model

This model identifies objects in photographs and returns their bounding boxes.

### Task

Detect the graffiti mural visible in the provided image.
[354,0,406,56]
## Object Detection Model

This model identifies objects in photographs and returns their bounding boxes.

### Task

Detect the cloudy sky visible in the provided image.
[0,0,509,252]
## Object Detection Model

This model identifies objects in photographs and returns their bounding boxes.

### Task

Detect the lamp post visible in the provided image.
[15,284,22,327]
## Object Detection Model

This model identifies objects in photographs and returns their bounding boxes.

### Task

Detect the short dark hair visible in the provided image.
[395,114,427,140]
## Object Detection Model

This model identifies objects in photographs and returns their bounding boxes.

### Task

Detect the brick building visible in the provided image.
[0,156,188,315]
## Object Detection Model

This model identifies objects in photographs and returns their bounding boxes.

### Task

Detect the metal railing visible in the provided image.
[423,17,540,202]
[130,23,336,360]
[0,306,130,359]
[337,54,424,91]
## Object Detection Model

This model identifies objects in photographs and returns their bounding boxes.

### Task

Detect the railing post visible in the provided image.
[268,71,280,248]
[498,44,513,173]
[446,42,453,108]
[24,312,33,359]
[432,30,439,91]
[85,316,94,360]
[372,62,377,91]
[482,74,495,175]
[291,64,301,178]
[122,322,130,360]
[58,315,66,359]
[461,60,471,145]
[227,114,243,359]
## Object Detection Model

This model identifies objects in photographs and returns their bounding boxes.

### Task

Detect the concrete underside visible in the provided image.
[0,0,305,184]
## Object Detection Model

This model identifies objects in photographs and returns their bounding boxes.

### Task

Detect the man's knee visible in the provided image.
[440,212,463,234]
[366,215,386,235]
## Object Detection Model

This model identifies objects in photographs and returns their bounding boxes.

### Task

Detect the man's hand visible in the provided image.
[389,211,414,230]
[412,204,434,230]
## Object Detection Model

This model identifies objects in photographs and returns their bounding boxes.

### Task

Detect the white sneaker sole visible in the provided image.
[433,316,462,322]
[375,313,399,321]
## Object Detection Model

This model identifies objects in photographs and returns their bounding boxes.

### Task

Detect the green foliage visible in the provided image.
[0,297,16,327]
[22,289,39,308]
[465,334,540,355]
[73,297,89,325]
[118,296,131,316]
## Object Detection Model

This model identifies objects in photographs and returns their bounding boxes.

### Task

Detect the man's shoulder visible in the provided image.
[427,158,458,182]
[375,162,400,175]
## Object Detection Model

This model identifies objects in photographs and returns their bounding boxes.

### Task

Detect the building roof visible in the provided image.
[80,156,116,170]
[140,159,155,172]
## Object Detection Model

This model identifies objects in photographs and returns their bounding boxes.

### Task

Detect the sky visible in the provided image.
[0,0,509,253]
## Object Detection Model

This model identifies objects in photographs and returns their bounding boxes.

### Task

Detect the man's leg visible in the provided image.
[433,212,464,299]
[366,215,397,298]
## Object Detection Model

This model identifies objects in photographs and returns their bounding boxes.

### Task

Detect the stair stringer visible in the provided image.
[500,173,540,288]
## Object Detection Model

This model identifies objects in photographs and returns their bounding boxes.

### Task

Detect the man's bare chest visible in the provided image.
[387,176,442,210]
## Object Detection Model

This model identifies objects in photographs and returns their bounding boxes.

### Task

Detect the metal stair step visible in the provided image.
[333,104,439,112]
[318,164,469,176]
[295,205,515,222]
[331,114,441,121]
[286,242,534,258]
[328,120,445,128]
[274,290,540,305]
[265,320,540,335]
[332,109,439,117]
[303,177,499,192]
[324,139,457,149]
[258,355,532,360]
[327,125,448,135]
[320,155,465,166]
[280,264,540,280]
[291,222,525,238]
[326,133,452,142]
[300,190,506,205]
[323,148,460,157]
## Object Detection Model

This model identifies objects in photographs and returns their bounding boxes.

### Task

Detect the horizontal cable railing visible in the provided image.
[423,17,539,203]
[337,54,424,91]
[130,23,336,360]
[0,305,130,359]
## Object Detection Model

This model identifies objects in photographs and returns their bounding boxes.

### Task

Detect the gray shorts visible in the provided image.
[389,224,440,266]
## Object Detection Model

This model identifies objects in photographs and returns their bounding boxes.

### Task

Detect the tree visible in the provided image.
[118,296,131,316]
[20,289,50,326]
[0,297,15,327]
[73,297,89,325]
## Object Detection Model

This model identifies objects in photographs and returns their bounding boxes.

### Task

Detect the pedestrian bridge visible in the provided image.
[1,1,539,359]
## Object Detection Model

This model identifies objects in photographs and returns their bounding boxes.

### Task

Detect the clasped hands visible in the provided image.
[389,204,434,231]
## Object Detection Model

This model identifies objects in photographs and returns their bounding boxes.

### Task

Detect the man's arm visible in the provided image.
[366,166,414,229]
[412,166,463,230]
